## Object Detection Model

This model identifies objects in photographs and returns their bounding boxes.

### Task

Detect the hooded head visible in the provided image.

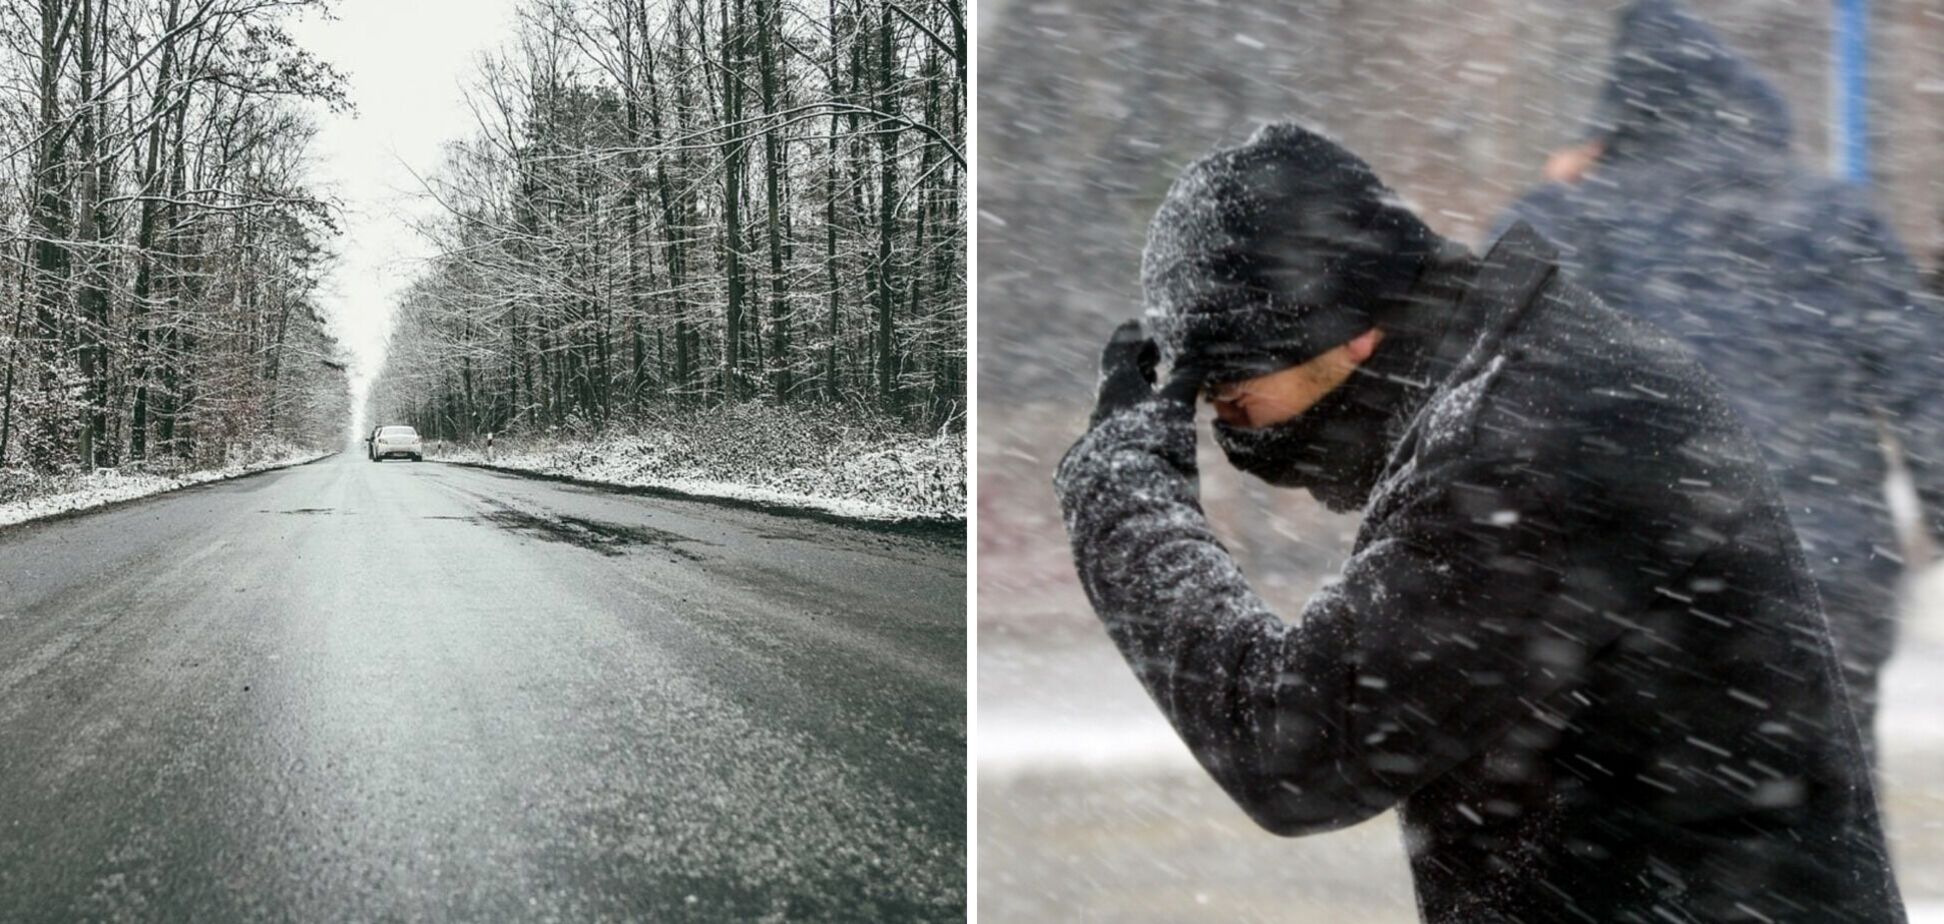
[1588,0,1793,161]
[1141,123,1473,512]
[1141,123,1441,385]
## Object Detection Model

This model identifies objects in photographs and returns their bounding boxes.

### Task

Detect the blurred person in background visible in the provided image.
[1054,122,1904,923]
[1497,0,1944,762]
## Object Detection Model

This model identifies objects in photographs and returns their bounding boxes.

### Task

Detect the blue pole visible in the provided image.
[1832,0,1870,184]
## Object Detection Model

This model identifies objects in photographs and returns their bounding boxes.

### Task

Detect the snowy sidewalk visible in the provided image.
[980,590,1944,921]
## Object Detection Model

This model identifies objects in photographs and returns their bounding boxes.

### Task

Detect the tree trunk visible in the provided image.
[129,0,184,463]
[720,0,747,401]
[873,1,901,409]
[757,0,790,400]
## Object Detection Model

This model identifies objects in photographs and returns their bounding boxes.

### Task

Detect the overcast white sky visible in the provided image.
[288,0,525,412]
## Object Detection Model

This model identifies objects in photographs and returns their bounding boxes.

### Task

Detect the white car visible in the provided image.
[367,425,424,462]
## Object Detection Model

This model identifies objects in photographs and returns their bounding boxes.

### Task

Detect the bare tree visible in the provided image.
[0,0,353,474]
[372,0,966,442]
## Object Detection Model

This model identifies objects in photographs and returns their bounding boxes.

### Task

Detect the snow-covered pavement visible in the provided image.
[979,576,1944,921]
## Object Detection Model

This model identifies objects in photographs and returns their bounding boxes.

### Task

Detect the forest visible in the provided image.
[0,0,353,481]
[367,0,967,457]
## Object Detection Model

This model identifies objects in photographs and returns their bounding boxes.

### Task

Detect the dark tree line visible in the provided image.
[0,0,353,474]
[369,0,966,441]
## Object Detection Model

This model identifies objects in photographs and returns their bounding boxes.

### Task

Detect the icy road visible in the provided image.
[0,453,965,920]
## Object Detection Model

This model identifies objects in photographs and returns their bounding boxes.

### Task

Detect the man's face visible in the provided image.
[1205,328,1384,429]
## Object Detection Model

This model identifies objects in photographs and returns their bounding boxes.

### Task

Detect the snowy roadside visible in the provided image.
[427,428,966,523]
[0,450,335,530]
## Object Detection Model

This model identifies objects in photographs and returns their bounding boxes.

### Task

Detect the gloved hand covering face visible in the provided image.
[1054,319,1208,557]
[1136,123,1454,511]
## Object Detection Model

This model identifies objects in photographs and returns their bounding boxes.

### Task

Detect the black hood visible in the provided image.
[1141,123,1441,383]
[1589,0,1792,162]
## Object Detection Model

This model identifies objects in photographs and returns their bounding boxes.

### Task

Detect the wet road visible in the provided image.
[0,453,965,921]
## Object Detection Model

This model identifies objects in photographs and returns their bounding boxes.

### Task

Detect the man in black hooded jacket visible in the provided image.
[1054,122,1905,922]
[1496,0,1942,756]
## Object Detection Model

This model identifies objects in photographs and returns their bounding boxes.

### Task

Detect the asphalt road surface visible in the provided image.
[0,453,965,922]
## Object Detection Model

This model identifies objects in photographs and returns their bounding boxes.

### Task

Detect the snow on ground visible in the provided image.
[979,570,1944,920]
[0,448,332,530]
[429,423,965,523]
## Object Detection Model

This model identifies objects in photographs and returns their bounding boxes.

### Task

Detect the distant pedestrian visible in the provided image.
[1495,0,1943,760]
[1056,122,1905,922]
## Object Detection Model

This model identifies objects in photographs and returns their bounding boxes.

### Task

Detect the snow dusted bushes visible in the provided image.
[435,403,966,521]
[0,440,329,528]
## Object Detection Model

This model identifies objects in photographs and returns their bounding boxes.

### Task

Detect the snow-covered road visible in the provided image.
[0,454,966,920]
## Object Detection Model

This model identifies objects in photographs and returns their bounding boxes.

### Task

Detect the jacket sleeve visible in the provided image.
[1054,401,1609,837]
[1828,197,1944,540]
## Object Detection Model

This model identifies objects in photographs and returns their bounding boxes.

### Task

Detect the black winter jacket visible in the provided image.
[1055,224,1905,923]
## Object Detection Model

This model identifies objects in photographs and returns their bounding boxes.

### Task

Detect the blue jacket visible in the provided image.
[1496,0,1943,622]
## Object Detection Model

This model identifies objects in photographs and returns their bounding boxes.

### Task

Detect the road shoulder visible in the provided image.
[436,458,966,549]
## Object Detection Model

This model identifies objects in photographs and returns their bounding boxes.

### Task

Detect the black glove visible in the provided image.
[1057,320,1206,517]
[1090,319,1204,426]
